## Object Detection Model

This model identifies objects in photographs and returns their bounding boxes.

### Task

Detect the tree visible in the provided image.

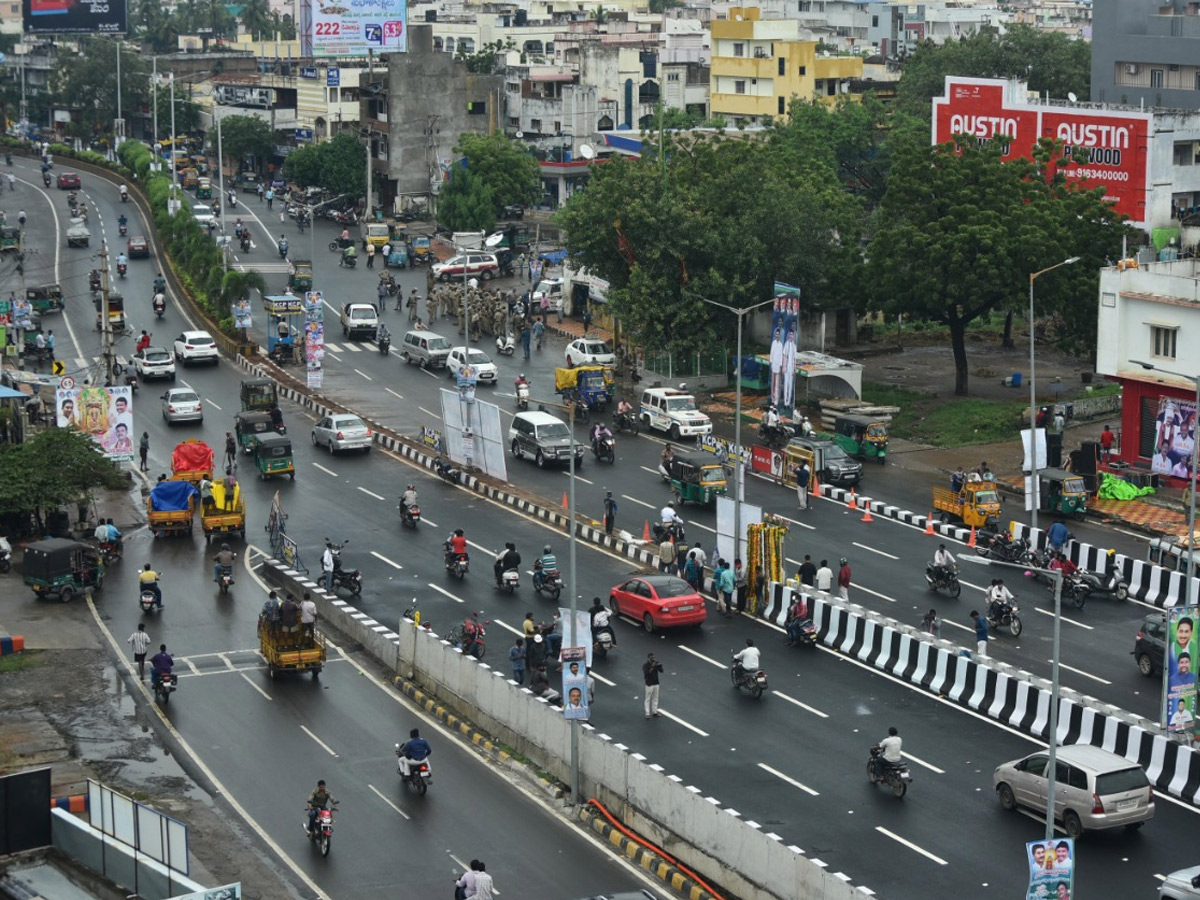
[282,132,365,201]
[454,133,541,212]
[455,39,514,75]
[155,83,201,136]
[218,115,274,171]
[53,37,150,138]
[781,94,893,208]
[648,0,683,12]
[437,164,496,233]
[239,0,275,40]
[0,429,125,523]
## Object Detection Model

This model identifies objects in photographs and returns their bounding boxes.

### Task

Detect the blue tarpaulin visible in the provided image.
[149,480,197,512]
[539,249,567,265]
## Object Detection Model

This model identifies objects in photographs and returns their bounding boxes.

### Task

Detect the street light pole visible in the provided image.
[1028,256,1081,533]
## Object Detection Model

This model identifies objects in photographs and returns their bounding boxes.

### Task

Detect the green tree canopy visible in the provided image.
[53,37,150,139]
[155,82,201,136]
[437,164,496,233]
[454,132,541,213]
[0,429,126,520]
[282,131,365,201]
[218,115,274,170]
[781,94,893,208]
[455,39,514,74]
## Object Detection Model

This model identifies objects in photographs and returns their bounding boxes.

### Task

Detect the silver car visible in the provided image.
[445,347,497,384]
[161,388,203,424]
[311,414,373,454]
[993,743,1154,838]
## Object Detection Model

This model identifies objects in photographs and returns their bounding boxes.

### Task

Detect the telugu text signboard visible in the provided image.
[302,0,406,58]
[23,0,126,33]
[932,77,1151,227]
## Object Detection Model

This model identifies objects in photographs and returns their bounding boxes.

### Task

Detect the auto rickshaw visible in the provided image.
[411,234,432,264]
[1039,468,1088,518]
[932,479,1002,527]
[386,242,409,269]
[26,283,64,314]
[668,452,730,506]
[179,167,199,190]
[832,414,889,464]
[240,378,277,412]
[235,409,275,452]
[196,177,213,200]
[0,225,20,254]
[388,220,407,244]
[555,366,614,412]
[23,538,104,602]
[253,432,295,480]
[94,291,127,333]
[287,258,313,292]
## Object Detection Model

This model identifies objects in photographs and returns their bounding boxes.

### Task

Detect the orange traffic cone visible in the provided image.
[968,526,977,548]
[924,513,935,536]
[643,520,651,541]
[861,504,873,523]
[848,489,858,511]
[562,492,569,509]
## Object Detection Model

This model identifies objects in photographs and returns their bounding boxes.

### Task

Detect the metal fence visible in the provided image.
[642,350,728,380]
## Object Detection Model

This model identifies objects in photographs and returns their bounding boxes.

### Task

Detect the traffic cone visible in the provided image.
[848,489,858,511]
[861,504,873,523]
[643,520,651,541]
[968,526,977,548]
[924,513,935,536]
[562,492,569,509]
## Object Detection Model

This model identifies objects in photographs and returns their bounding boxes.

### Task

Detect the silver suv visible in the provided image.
[509,410,585,468]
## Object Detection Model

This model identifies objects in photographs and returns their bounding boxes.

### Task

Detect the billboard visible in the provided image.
[932,77,1151,227]
[1150,396,1196,479]
[769,284,801,416]
[56,385,134,462]
[1024,838,1074,900]
[22,0,126,33]
[300,0,406,58]
[1165,607,1198,735]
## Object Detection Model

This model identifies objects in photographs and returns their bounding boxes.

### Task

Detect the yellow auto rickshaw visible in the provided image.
[179,167,200,190]
[932,478,1002,527]
[668,452,729,506]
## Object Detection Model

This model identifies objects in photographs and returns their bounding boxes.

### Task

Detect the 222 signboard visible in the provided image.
[307,0,406,58]
[932,77,1151,228]
[23,0,126,33]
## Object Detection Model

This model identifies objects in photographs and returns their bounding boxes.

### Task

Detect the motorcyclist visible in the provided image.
[119,183,128,201]
[533,544,558,589]
[117,213,128,231]
[658,444,675,480]
[785,594,810,645]
[339,228,351,248]
[306,780,335,835]
[660,501,681,528]
[1050,551,1079,580]
[376,321,390,345]
[931,543,956,581]
[399,484,419,519]
[234,218,244,237]
[16,209,25,228]
[515,373,530,389]
[341,243,358,266]
[116,252,128,271]
[277,235,288,258]
[139,563,162,608]
[589,596,616,647]
[397,727,432,779]
[764,405,780,432]
[153,273,166,294]
[445,529,468,566]
[212,543,236,584]
[152,291,166,313]
[269,403,284,430]
[590,421,613,453]
[732,638,760,685]
[985,579,1014,621]
[493,541,520,587]
[150,643,173,687]
[800,416,815,437]
[616,398,634,426]
[874,726,902,778]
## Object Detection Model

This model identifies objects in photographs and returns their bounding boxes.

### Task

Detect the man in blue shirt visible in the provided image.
[398,728,432,778]
[971,610,989,658]
[150,644,173,687]
[1047,520,1070,554]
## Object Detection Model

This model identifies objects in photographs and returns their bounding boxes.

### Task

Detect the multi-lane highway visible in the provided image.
[12,153,1200,900]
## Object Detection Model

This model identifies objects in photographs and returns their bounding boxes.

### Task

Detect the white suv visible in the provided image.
[173,330,219,365]
[135,347,177,381]
[640,387,711,439]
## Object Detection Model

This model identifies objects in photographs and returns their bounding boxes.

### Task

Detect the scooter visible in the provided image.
[395,745,433,795]
[399,501,420,529]
[339,253,358,269]
[652,521,686,545]
[139,582,162,613]
[120,188,129,203]
[278,239,289,260]
[444,542,469,580]
[117,262,127,279]
[125,372,139,394]
[118,223,128,237]
[151,669,178,705]
[42,172,51,188]
[496,333,515,357]
[215,564,234,595]
[867,746,912,798]
[515,379,530,411]
[153,296,165,319]
[593,628,614,660]
[304,802,338,857]
[531,565,562,601]
[730,655,768,699]
[324,539,363,595]
[435,458,461,485]
[924,562,962,598]
[378,333,391,356]
[495,568,520,594]
[1069,564,1129,603]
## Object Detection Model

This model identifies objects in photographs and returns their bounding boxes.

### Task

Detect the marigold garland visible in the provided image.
[747,514,788,615]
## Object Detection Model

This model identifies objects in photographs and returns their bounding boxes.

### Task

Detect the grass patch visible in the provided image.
[862,381,1026,447]
[0,651,44,673]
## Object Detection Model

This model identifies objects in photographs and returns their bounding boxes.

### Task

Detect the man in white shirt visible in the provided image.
[321,544,335,592]
[732,638,760,684]
[1170,697,1194,730]
[300,592,317,638]
[815,559,834,594]
[875,726,903,777]
[932,543,955,580]
[660,502,680,526]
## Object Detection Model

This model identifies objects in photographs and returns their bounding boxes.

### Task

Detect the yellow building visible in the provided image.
[710,8,863,126]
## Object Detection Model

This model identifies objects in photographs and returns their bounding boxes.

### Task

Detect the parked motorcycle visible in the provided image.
[0,544,10,573]
[975,532,1029,564]
[496,333,515,357]
[867,746,912,798]
[444,541,469,579]
[324,539,363,595]
[395,744,433,795]
[531,566,562,601]
[591,433,615,464]
[304,802,338,857]
[1067,564,1129,605]
[730,655,768,699]
[612,409,639,435]
[515,379,530,410]
[399,500,420,529]
[435,458,461,485]
[151,670,178,705]
[757,421,795,449]
[924,562,962,598]
[986,600,1022,637]
[449,612,487,658]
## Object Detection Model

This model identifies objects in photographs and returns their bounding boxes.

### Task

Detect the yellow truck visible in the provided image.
[932,480,1002,528]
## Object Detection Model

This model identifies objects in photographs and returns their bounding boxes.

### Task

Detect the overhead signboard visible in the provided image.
[300,0,406,58]
[213,85,273,108]
[22,0,126,33]
[932,77,1151,228]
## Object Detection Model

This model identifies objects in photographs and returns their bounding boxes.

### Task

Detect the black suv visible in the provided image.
[1134,613,1167,676]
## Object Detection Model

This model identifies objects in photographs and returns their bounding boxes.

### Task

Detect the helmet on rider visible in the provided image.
[454,529,464,537]
[840,557,848,566]
[543,544,552,554]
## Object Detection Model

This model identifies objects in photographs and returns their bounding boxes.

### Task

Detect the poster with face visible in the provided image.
[1166,606,1199,734]
[56,385,134,461]
[1025,838,1073,900]
[1153,397,1196,477]
[561,648,590,721]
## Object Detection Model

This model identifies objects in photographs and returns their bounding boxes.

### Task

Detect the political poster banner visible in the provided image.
[561,649,590,721]
[301,0,407,58]
[23,0,127,34]
[769,283,800,415]
[1165,606,1198,734]
[56,385,134,462]
[1025,838,1074,900]
[232,299,252,330]
[1151,396,1196,479]
[456,364,478,404]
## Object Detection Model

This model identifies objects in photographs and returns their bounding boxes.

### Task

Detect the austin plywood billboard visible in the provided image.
[22,0,126,33]
[932,77,1150,228]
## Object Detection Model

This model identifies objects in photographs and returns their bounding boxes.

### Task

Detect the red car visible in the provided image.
[609,574,707,632]
[127,236,149,258]
[56,172,81,190]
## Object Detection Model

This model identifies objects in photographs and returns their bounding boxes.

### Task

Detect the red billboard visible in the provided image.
[932,77,1150,227]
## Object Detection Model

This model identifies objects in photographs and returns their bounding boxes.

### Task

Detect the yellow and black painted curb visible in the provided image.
[393,676,512,763]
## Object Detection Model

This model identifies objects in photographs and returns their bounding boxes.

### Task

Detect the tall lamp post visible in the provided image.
[687,292,775,565]
[1028,256,1081,532]
[960,554,1064,841]
[1131,359,1199,722]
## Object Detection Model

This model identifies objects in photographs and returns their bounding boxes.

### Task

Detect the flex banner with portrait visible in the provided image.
[1151,397,1197,479]
[1165,606,1198,735]
[769,283,801,416]
[1025,838,1074,900]
[57,385,134,463]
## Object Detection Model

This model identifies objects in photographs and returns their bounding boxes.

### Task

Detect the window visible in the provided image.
[799,65,807,76]
[1195,72,1200,91]
[733,42,744,57]
[778,96,786,115]
[735,80,746,94]
[872,14,879,26]
[1152,324,1178,359]
[1174,141,1196,166]
[778,58,786,76]
[530,119,542,132]
[1151,68,1165,88]
[467,101,486,115]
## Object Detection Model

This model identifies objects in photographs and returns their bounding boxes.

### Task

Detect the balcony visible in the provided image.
[710,56,777,79]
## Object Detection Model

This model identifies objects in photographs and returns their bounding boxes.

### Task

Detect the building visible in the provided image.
[709,7,862,127]
[1096,257,1200,481]
[1091,0,1200,110]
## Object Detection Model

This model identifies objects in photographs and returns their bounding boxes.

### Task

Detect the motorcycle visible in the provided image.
[531,566,562,601]
[0,545,10,573]
[612,409,639,435]
[151,670,178,705]
[757,421,795,449]
[652,521,686,545]
[444,542,469,580]
[1066,564,1129,605]
[278,239,289,260]
[496,333,516,357]
[986,600,1023,637]
[395,745,433,795]
[450,612,487,658]
[117,262,127,279]
[730,655,768,699]
[153,296,165,318]
[139,583,161,614]
[324,539,363,596]
[240,234,252,254]
[215,564,234,595]
[867,746,912,798]
[118,223,128,237]
[378,273,398,296]
[378,333,391,356]
[269,343,294,366]
[304,802,338,857]
[125,372,139,394]
[591,433,616,464]
[399,500,420,529]
[924,562,962,598]
[974,532,1029,564]
[42,173,51,188]
[120,189,128,203]
[593,627,614,660]
[515,379,530,410]
[97,540,123,566]
[435,458,461,485]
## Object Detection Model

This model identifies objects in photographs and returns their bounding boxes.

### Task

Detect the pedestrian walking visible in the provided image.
[224,432,237,469]
[815,558,833,595]
[1099,425,1115,463]
[265,188,274,210]
[718,559,735,616]
[582,306,593,332]
[837,557,852,601]
[366,242,376,268]
[256,182,264,202]
[971,609,989,658]
[128,623,151,679]
[138,431,150,472]
[682,550,701,592]
[922,608,941,638]
[517,252,527,280]
[377,280,388,308]
[658,536,675,574]
[603,490,617,536]
[643,653,663,718]
[795,459,811,510]
[521,322,531,361]
[509,638,526,684]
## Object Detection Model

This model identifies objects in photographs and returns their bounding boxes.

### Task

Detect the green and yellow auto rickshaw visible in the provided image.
[253,432,295,480]
[1039,468,1088,518]
[196,177,213,200]
[240,378,277,412]
[288,259,313,293]
[23,538,104,602]
[26,283,64,314]
[0,225,20,253]
[235,409,275,452]
[833,414,889,464]
[668,452,730,507]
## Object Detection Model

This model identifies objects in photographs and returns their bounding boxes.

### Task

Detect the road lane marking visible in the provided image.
[657,709,708,736]
[419,406,439,418]
[771,690,829,719]
[621,494,655,509]
[342,343,363,352]
[240,672,272,700]
[386,388,404,400]
[300,725,339,758]
[466,539,492,554]
[184,657,201,675]
[206,399,222,410]
[591,671,616,687]
[368,784,411,820]
[357,486,386,500]
[678,645,726,670]
[371,550,403,570]
[1032,607,1093,630]
[428,584,464,604]
[1054,660,1111,684]
[313,462,338,477]
[775,514,816,531]
[639,466,660,477]
[758,762,819,796]
[564,471,594,485]
[688,521,715,534]
[854,584,896,604]
[354,368,373,381]
[901,751,944,774]
[853,542,899,560]
[875,827,947,865]
[493,619,523,636]
[421,515,439,528]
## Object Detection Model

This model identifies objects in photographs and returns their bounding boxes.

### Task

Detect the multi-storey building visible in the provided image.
[1092,0,1200,110]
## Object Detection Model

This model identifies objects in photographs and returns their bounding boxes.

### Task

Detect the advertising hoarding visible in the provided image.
[1165,606,1198,735]
[300,0,406,58]
[1024,838,1074,900]
[56,385,134,462]
[22,0,126,33]
[1150,396,1196,479]
[932,77,1151,227]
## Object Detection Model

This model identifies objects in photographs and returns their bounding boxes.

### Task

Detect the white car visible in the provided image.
[432,252,499,282]
[134,347,176,381]
[1161,865,1200,899]
[531,277,564,313]
[445,347,498,384]
[565,338,615,367]
[173,330,219,365]
[161,388,203,424]
[191,204,215,227]
[311,414,373,454]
